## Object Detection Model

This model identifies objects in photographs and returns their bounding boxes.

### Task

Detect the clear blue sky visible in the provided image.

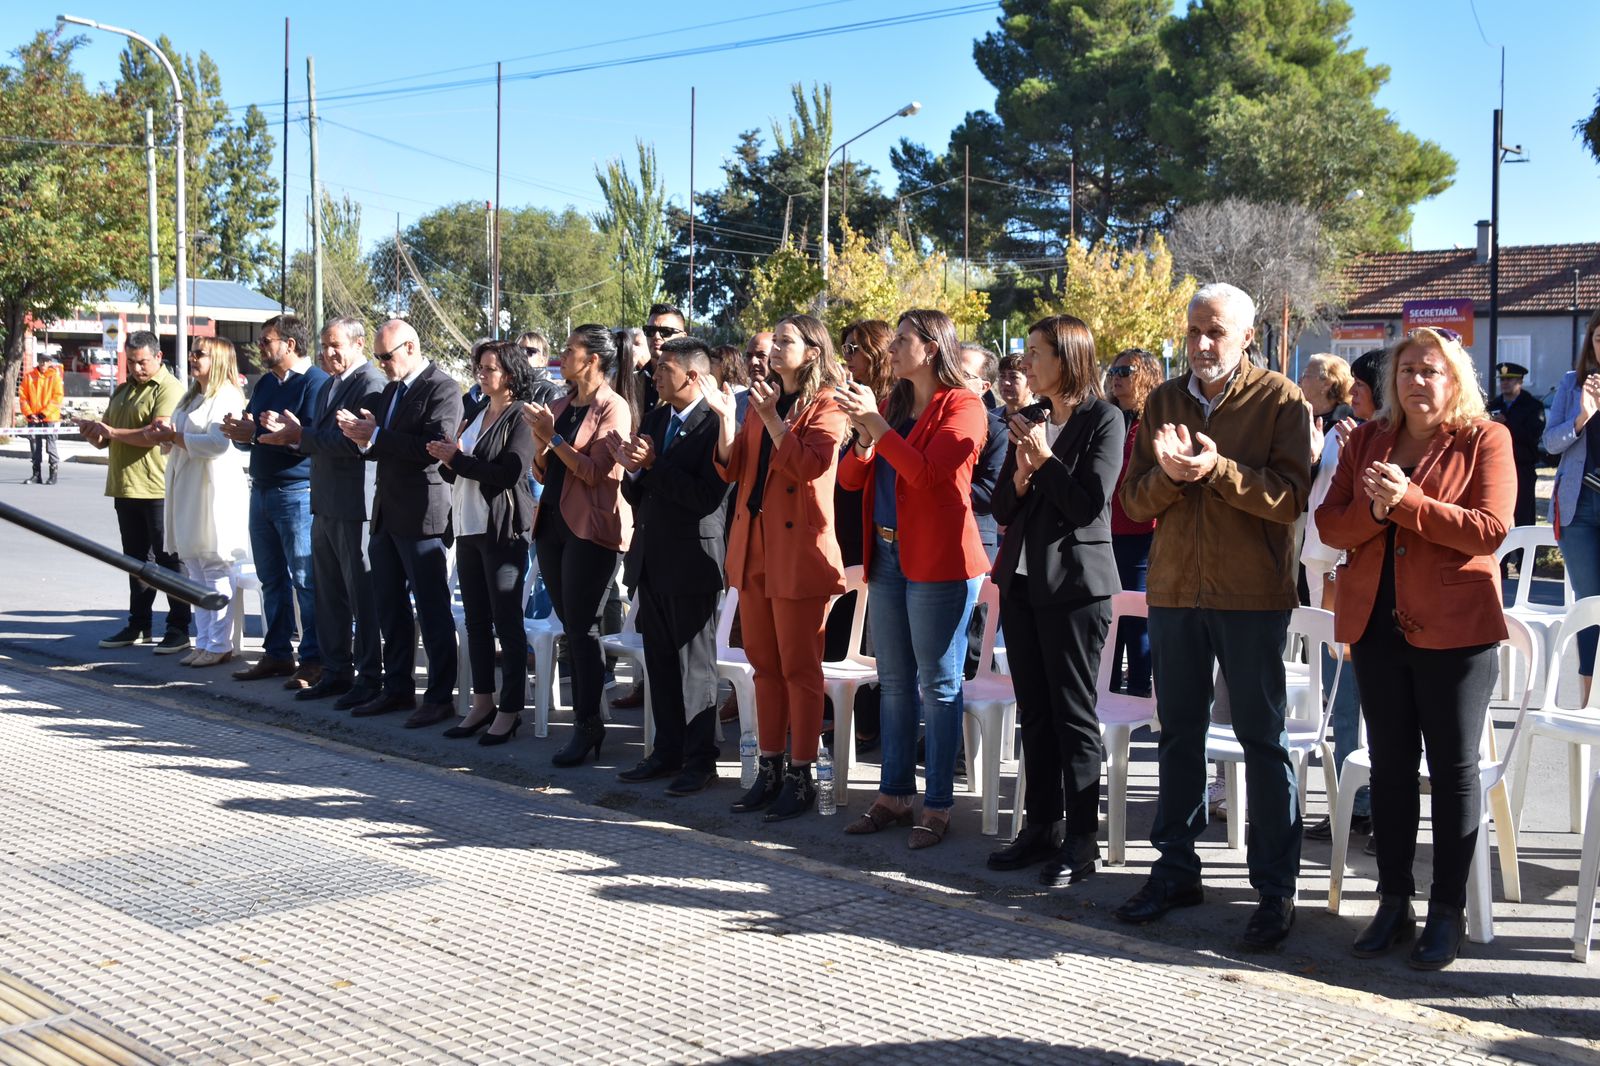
[6,0,1597,266]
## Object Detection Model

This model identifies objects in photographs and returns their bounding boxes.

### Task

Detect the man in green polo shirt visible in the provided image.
[76,332,193,652]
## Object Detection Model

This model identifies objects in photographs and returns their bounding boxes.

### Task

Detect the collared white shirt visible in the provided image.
[1186,363,1241,420]
[364,361,430,451]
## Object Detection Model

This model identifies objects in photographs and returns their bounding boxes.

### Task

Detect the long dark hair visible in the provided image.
[842,319,894,402]
[1579,307,1600,381]
[572,323,638,428]
[473,338,537,403]
[1026,315,1102,409]
[713,343,749,387]
[883,308,964,426]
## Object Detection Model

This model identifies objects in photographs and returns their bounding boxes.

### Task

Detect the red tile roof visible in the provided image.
[1342,242,1600,315]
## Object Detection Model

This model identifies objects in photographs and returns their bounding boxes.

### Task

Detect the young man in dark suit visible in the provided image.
[337,319,464,728]
[610,336,732,795]
[260,316,388,707]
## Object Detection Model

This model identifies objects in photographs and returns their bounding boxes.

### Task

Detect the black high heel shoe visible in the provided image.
[551,717,605,766]
[442,714,493,739]
[478,716,522,747]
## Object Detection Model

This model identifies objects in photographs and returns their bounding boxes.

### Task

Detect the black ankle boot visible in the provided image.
[1353,895,1416,958]
[551,716,605,767]
[1039,831,1100,888]
[731,755,784,813]
[763,762,816,822]
[1408,904,1465,970]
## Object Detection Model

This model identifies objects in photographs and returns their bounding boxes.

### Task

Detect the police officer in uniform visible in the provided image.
[1487,362,1545,527]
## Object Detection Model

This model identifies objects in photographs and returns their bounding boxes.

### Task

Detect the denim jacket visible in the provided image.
[1542,371,1589,528]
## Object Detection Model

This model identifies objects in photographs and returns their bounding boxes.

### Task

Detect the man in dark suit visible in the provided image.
[336,319,463,728]
[610,336,732,795]
[260,316,387,707]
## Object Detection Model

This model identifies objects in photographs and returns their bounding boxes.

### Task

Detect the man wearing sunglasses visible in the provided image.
[639,302,688,414]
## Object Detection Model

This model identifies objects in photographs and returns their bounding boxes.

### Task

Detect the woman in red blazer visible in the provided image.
[708,313,848,821]
[524,324,637,767]
[1315,326,1515,970]
[835,308,989,848]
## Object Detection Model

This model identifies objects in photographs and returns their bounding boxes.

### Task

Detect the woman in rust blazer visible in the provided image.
[524,324,637,767]
[708,312,848,821]
[1315,326,1514,971]
[835,308,990,849]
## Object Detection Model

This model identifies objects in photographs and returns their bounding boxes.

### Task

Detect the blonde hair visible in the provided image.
[1376,328,1487,431]
[184,337,241,404]
[1303,353,1353,408]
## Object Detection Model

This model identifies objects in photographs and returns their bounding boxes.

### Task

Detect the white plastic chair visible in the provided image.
[1205,606,1341,852]
[1091,591,1161,865]
[601,584,651,746]
[821,566,874,810]
[451,557,533,718]
[1327,615,1535,946]
[959,578,1015,836]
[1509,596,1600,835]
[714,586,758,743]
[524,557,568,739]
[1572,768,1600,961]
[228,559,299,656]
[1495,524,1571,707]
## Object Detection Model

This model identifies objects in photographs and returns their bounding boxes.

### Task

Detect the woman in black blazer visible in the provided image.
[428,340,538,745]
[984,315,1125,885]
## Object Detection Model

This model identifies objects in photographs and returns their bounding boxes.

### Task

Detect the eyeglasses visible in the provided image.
[1105,366,1134,379]
[841,342,861,356]
[643,325,684,340]
[374,343,407,362]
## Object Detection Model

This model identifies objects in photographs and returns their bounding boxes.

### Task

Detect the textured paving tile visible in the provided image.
[0,666,1550,1064]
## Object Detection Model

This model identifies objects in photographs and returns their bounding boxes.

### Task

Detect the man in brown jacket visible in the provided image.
[1114,282,1312,951]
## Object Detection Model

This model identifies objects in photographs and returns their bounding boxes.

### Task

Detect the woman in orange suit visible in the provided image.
[835,309,990,849]
[705,313,848,822]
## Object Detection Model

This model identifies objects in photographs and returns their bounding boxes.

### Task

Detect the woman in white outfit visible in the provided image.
[155,337,251,667]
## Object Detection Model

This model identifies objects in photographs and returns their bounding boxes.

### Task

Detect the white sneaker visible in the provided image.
[1207,777,1227,821]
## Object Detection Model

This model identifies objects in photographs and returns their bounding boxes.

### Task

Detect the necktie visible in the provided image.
[662,413,683,453]
[385,381,409,427]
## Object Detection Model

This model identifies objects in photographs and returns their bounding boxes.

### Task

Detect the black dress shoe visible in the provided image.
[334,684,379,711]
[350,691,417,718]
[1306,813,1372,841]
[1039,832,1100,888]
[1353,895,1416,958]
[665,765,717,796]
[1241,895,1296,951]
[404,702,454,729]
[294,676,354,702]
[619,756,682,783]
[1408,904,1465,970]
[986,820,1059,871]
[1114,878,1204,925]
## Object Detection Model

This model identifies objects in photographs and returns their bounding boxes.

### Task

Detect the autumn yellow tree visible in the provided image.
[1033,234,1195,362]
[737,242,822,336]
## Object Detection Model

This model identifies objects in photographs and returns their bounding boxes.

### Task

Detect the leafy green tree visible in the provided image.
[596,140,669,328]
[1578,90,1600,165]
[0,32,145,429]
[208,105,280,288]
[286,191,376,337]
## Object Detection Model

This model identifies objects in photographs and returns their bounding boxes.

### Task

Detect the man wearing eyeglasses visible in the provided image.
[221,315,329,690]
[336,319,464,728]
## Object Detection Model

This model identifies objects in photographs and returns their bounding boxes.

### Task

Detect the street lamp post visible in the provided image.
[59,14,188,390]
[819,102,920,306]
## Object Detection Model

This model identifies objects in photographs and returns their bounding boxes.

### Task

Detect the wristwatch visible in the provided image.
[548,433,565,450]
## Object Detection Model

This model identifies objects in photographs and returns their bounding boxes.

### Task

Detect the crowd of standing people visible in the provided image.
[68,282,1562,972]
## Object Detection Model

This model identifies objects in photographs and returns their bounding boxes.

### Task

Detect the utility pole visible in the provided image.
[688,87,696,327]
[1488,49,1527,383]
[307,56,323,337]
[143,108,159,333]
[485,201,494,332]
[492,61,502,339]
[841,147,848,222]
[963,145,970,312]
[393,215,403,318]
[280,18,289,310]
[1574,268,1584,359]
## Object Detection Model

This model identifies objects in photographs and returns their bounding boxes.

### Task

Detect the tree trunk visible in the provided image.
[0,302,28,433]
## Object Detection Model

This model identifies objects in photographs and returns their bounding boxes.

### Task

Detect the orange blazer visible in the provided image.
[716,390,848,600]
[837,385,990,583]
[532,385,632,553]
[1315,417,1514,649]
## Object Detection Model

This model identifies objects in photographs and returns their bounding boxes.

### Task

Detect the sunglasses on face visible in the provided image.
[1105,366,1134,379]
[521,346,541,357]
[643,326,684,340]
[1407,327,1463,345]
[374,344,406,362]
[841,342,861,356]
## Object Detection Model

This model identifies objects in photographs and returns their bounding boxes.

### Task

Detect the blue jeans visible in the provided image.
[1325,648,1370,817]
[869,536,979,811]
[1111,532,1152,695]
[1558,489,1600,675]
[249,482,318,664]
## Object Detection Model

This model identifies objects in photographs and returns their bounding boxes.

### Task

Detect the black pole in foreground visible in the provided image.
[0,499,229,611]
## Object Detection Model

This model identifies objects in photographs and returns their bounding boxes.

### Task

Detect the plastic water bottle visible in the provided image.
[816,746,836,816]
[739,731,758,789]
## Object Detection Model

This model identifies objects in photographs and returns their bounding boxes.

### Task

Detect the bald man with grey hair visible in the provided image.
[1114,281,1312,951]
[337,318,464,726]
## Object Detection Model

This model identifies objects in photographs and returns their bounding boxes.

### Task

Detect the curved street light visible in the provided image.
[819,101,920,302]
[58,14,189,389]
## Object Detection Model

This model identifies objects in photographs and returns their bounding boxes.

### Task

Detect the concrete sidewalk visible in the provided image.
[0,658,1586,1065]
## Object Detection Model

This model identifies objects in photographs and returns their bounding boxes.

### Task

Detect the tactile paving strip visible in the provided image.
[0,665,1552,1064]
[0,969,171,1064]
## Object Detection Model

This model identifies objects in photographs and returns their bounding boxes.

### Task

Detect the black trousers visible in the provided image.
[1352,623,1498,907]
[458,533,529,717]
[1513,462,1537,528]
[113,497,191,634]
[535,526,617,723]
[638,582,721,770]
[370,529,457,704]
[1000,586,1111,836]
[311,515,382,685]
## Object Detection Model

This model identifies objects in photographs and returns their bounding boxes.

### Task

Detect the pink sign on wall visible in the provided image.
[1402,298,1475,346]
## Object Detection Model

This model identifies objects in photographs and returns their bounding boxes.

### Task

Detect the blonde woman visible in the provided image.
[155,338,251,667]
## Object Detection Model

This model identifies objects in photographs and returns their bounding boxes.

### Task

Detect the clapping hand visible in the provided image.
[336,407,377,448]
[257,409,303,447]
[1361,460,1408,513]
[748,377,782,422]
[700,379,737,423]
[1152,423,1219,482]
[220,412,256,444]
[424,438,459,466]
[1332,416,1359,448]
[1007,412,1051,475]
[613,431,655,473]
[1580,374,1600,423]
[522,402,555,446]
